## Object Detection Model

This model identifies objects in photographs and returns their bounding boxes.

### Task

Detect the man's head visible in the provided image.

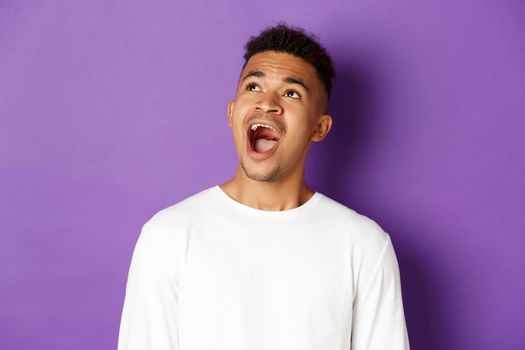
[228,23,335,183]
[242,23,335,113]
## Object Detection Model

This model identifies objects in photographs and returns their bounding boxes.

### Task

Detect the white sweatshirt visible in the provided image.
[117,185,410,350]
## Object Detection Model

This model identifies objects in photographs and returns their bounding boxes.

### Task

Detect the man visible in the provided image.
[117,23,410,350]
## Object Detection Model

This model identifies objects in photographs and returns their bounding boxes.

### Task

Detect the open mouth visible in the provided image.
[247,123,281,155]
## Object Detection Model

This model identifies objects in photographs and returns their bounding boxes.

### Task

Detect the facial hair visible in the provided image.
[239,157,282,182]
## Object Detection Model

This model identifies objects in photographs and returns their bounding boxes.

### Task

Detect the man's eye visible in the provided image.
[285,90,301,99]
[246,83,261,92]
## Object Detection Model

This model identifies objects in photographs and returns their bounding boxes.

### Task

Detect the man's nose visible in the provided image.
[255,92,283,114]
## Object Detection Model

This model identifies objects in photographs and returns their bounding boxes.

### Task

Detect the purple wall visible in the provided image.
[1,1,524,349]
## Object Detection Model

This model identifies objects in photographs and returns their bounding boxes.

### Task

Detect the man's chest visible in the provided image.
[176,226,353,349]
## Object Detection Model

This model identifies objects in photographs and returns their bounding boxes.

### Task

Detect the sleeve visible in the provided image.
[117,222,179,350]
[350,234,410,350]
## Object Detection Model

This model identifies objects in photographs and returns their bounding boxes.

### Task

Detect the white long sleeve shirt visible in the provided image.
[117,185,410,350]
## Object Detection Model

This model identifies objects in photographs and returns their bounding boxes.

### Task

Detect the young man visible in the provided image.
[117,24,410,350]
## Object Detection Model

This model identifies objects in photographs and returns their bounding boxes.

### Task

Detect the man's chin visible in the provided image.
[241,161,281,182]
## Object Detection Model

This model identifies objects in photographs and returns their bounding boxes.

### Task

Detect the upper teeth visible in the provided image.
[250,123,276,132]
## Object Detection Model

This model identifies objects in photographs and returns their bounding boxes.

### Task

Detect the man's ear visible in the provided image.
[310,114,333,142]
[227,100,235,128]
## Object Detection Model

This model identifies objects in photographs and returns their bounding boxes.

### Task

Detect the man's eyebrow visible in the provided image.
[241,70,265,81]
[283,76,310,92]
[242,70,310,93]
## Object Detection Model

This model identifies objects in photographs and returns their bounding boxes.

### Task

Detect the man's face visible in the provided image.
[228,51,332,182]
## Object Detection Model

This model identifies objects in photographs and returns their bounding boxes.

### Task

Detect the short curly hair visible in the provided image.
[242,23,335,101]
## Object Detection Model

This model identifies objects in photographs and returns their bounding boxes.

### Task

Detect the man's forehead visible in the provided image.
[240,51,317,82]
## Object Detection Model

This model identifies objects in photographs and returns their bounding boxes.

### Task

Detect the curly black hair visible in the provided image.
[242,22,335,101]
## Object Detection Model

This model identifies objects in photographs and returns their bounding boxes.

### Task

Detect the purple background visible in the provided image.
[1,1,524,349]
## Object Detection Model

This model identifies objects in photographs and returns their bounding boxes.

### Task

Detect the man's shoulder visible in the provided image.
[319,193,390,249]
[145,185,218,230]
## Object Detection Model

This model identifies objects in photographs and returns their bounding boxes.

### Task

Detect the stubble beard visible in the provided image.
[240,157,282,182]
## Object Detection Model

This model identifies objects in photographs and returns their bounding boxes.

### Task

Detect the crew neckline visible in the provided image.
[213,185,323,218]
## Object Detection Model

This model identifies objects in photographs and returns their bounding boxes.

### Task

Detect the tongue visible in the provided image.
[255,138,277,153]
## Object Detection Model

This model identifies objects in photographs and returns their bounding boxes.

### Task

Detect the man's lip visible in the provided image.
[246,124,281,152]
[245,130,280,160]
[245,119,284,139]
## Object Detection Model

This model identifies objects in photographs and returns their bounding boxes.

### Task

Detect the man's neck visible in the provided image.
[219,167,315,212]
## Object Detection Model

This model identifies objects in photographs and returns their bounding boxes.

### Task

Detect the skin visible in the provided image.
[219,51,332,211]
